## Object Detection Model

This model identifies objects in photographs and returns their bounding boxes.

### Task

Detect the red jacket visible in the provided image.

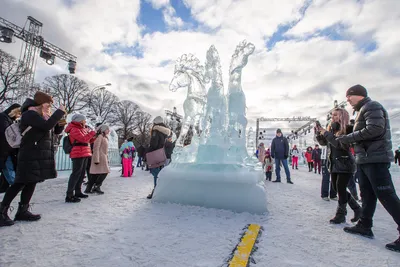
[305,151,313,163]
[65,122,96,159]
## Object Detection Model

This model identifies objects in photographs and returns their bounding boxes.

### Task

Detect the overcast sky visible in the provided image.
[1,0,399,138]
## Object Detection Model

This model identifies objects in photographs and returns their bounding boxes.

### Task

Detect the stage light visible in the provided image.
[0,27,14,43]
[68,60,77,74]
[40,47,55,65]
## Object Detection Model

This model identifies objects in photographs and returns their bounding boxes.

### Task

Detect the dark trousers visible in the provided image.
[265,171,272,181]
[90,173,108,187]
[331,173,352,205]
[86,157,92,180]
[308,162,313,171]
[136,157,143,167]
[314,160,322,174]
[347,174,359,199]
[1,182,37,206]
[67,157,89,197]
[321,160,337,198]
[358,163,400,231]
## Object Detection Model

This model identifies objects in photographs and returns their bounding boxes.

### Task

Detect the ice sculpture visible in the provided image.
[154,41,267,214]
[169,54,207,147]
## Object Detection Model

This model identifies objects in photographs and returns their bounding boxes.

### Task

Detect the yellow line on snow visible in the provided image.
[228,224,261,267]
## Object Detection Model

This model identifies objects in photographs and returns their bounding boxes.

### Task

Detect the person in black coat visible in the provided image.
[0,103,21,189]
[395,146,400,166]
[136,145,145,167]
[316,107,361,224]
[164,135,175,166]
[146,116,171,199]
[0,91,65,227]
[337,85,400,252]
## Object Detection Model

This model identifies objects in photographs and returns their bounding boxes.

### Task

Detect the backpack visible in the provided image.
[5,122,32,148]
[62,134,74,154]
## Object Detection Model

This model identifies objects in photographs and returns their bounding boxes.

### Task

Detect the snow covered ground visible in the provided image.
[1,164,400,267]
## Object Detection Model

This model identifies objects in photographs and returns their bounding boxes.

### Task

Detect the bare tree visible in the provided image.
[0,49,29,106]
[134,111,152,145]
[114,100,140,141]
[84,88,119,124]
[42,74,89,113]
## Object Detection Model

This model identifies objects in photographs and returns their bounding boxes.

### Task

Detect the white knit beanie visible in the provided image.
[153,116,164,124]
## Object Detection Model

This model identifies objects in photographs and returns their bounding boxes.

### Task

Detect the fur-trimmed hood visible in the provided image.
[153,124,171,137]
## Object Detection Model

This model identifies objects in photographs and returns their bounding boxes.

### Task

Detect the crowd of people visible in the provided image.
[256,85,400,252]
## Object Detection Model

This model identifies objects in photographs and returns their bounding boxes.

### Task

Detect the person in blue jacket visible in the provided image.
[271,129,293,184]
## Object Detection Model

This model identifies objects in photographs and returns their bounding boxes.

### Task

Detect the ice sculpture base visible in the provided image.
[152,163,268,214]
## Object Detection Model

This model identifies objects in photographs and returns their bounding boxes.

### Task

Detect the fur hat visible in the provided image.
[34,91,53,105]
[346,84,368,98]
[71,113,86,122]
[153,116,164,124]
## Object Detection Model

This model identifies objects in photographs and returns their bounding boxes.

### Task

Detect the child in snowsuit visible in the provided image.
[264,152,274,181]
[122,144,135,177]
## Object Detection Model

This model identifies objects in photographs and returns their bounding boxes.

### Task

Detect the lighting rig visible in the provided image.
[0,16,77,96]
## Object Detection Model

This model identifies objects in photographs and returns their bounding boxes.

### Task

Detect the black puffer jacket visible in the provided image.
[317,127,356,174]
[15,99,65,184]
[0,104,20,169]
[149,123,171,153]
[338,97,393,164]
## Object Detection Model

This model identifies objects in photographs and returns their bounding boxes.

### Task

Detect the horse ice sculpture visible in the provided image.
[154,41,267,214]
[169,54,207,147]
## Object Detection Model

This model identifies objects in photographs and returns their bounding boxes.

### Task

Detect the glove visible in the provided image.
[271,155,274,159]
[284,154,288,159]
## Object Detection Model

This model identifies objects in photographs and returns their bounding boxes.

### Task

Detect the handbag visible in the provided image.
[146,147,167,169]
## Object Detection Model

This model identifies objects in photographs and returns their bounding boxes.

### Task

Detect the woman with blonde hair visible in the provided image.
[316,107,361,224]
[0,91,65,227]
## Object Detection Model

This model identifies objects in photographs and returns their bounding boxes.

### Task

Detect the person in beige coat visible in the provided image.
[84,125,110,194]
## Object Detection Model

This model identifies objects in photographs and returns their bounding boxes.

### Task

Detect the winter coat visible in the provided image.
[338,97,394,164]
[0,106,18,169]
[395,149,400,164]
[291,148,300,158]
[271,135,289,159]
[305,151,312,162]
[257,146,266,162]
[122,143,135,159]
[317,130,356,174]
[64,122,96,159]
[149,124,171,153]
[264,157,274,172]
[164,140,175,159]
[15,99,65,184]
[312,148,322,161]
[89,134,110,174]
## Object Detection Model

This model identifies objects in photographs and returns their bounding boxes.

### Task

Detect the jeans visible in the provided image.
[358,163,400,231]
[2,156,15,185]
[67,157,89,197]
[331,173,352,205]
[275,158,291,182]
[136,156,143,167]
[321,160,337,198]
[150,167,162,187]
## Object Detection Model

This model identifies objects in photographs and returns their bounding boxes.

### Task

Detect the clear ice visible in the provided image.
[154,41,267,214]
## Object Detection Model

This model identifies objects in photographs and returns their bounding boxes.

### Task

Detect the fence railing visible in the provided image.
[55,146,121,171]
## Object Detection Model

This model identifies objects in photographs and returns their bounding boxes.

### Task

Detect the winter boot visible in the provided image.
[84,183,94,194]
[385,237,400,252]
[0,202,14,227]
[147,189,154,199]
[93,185,104,195]
[65,196,81,203]
[348,195,362,223]
[329,204,347,224]
[14,203,41,222]
[343,221,374,238]
[75,192,89,198]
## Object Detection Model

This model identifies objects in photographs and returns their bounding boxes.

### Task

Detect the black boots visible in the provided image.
[348,196,361,223]
[65,196,81,203]
[343,221,374,238]
[147,189,154,199]
[92,185,104,195]
[0,202,14,227]
[330,204,347,224]
[14,203,41,222]
[386,237,400,252]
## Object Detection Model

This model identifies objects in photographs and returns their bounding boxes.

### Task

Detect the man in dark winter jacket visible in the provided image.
[395,146,400,166]
[136,145,145,167]
[338,84,400,253]
[0,104,21,190]
[312,144,322,174]
[270,129,293,184]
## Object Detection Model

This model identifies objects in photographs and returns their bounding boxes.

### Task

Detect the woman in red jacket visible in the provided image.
[305,147,314,172]
[64,114,96,203]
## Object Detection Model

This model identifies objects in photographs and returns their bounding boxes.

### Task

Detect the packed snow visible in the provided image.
[1,164,400,267]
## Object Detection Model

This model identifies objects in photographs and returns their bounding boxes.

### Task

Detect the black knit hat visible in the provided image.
[276,128,282,134]
[346,84,368,97]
